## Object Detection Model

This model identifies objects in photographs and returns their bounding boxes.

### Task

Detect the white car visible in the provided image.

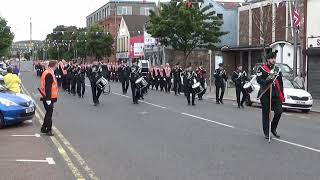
[247,75,313,113]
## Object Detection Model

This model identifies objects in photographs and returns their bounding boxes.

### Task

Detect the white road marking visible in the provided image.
[181,112,235,128]
[275,139,320,153]
[25,120,33,123]
[85,84,90,87]
[299,116,309,119]
[141,100,167,109]
[11,133,40,137]
[283,113,292,116]
[16,157,55,165]
[112,92,167,109]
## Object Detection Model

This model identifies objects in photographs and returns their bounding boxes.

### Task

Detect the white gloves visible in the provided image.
[46,100,51,105]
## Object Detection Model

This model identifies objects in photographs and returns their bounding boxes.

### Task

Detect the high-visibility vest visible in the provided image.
[40,69,58,99]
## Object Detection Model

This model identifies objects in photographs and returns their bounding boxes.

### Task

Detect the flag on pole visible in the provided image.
[293,8,301,29]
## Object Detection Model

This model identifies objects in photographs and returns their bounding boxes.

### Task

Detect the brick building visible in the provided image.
[222,0,305,76]
[86,1,156,62]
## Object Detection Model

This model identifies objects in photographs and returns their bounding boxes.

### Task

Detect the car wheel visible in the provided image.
[0,113,4,129]
[301,109,310,113]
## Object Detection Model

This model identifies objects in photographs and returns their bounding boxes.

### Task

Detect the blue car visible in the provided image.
[0,84,35,128]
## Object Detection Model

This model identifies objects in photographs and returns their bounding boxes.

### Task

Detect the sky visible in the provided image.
[0,0,109,42]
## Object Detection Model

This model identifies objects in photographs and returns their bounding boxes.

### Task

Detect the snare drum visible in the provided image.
[243,82,254,94]
[135,77,147,89]
[96,77,108,90]
[192,82,201,94]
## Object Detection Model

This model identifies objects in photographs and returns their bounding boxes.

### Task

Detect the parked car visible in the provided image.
[247,75,313,113]
[253,63,294,81]
[0,84,35,128]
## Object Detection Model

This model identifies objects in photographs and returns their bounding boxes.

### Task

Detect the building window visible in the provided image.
[217,13,223,20]
[140,7,154,16]
[117,6,132,15]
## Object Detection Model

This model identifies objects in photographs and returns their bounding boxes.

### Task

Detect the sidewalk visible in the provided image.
[204,87,320,113]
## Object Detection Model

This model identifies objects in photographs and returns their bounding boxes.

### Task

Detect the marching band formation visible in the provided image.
[35,50,283,140]
[35,60,209,106]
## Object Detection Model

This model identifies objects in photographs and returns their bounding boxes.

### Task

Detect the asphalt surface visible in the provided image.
[18,61,320,180]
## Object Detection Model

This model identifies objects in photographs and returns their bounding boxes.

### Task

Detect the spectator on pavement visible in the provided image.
[294,72,305,89]
[3,67,21,93]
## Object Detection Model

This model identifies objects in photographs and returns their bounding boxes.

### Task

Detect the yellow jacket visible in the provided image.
[4,73,21,93]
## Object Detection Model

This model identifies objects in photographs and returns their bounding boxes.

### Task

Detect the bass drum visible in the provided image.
[192,82,201,94]
[135,77,147,89]
[243,82,254,94]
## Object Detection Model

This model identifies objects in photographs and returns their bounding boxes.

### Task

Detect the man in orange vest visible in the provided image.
[39,60,58,136]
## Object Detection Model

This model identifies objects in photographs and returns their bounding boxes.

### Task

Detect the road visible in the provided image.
[16,61,320,180]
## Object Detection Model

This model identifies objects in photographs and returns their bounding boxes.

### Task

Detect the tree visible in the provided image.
[0,17,14,58]
[146,1,226,67]
[86,25,113,60]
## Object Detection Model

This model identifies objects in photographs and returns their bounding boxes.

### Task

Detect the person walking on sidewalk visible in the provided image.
[213,63,227,104]
[39,60,59,136]
[231,64,248,108]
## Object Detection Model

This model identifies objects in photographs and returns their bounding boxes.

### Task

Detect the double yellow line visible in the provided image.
[21,84,100,180]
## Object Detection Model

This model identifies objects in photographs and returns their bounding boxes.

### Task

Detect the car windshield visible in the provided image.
[251,76,300,89]
[277,64,292,74]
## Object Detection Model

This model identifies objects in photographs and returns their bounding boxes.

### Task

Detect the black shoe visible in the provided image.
[271,131,280,138]
[96,100,100,105]
[188,102,191,105]
[46,131,54,136]
[238,105,241,108]
[141,97,144,100]
[40,128,47,134]
[82,95,84,98]
[241,104,245,108]
[216,101,220,104]
[264,134,269,139]
[220,100,224,104]
[192,103,196,106]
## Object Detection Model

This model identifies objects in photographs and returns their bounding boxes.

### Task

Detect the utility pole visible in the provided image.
[29,17,33,69]
[293,0,298,78]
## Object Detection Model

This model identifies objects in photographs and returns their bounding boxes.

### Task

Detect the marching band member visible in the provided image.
[121,61,130,94]
[257,50,284,139]
[196,66,207,100]
[66,62,72,94]
[70,63,77,96]
[154,65,160,90]
[76,64,86,98]
[164,63,172,93]
[88,61,103,106]
[183,65,196,105]
[214,63,227,104]
[60,60,68,91]
[159,65,165,91]
[231,64,248,108]
[172,63,183,95]
[130,60,141,104]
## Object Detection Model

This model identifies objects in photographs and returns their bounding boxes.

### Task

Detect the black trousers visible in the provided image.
[155,78,160,90]
[260,95,283,136]
[165,77,171,93]
[173,79,180,95]
[198,87,206,99]
[66,77,71,93]
[71,79,77,95]
[216,85,225,102]
[41,101,54,132]
[122,78,129,94]
[91,82,102,103]
[131,82,140,103]
[236,87,247,106]
[160,77,165,91]
[186,91,195,105]
[57,77,62,88]
[77,80,85,97]
[62,75,67,90]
